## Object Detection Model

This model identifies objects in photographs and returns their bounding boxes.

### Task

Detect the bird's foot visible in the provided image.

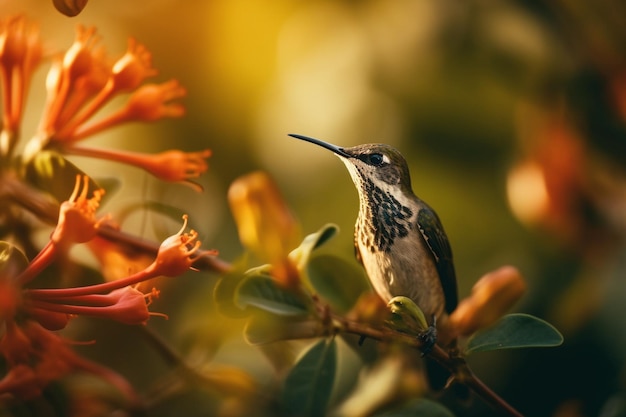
[418,315,438,357]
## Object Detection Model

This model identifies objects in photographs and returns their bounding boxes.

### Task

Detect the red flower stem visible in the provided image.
[27,262,159,299]
[31,292,119,305]
[27,299,123,317]
[70,354,141,406]
[17,241,57,285]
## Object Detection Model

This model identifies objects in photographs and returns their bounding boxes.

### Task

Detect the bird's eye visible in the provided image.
[368,153,384,166]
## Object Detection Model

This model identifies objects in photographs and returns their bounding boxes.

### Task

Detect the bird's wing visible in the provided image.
[416,206,458,314]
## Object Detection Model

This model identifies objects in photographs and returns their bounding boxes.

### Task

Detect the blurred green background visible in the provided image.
[4,0,626,416]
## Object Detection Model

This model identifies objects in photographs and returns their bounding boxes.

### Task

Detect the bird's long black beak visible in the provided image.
[289,134,351,158]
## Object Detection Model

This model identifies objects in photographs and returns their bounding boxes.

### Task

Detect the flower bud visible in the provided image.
[449,266,526,337]
[228,172,301,286]
[53,0,89,16]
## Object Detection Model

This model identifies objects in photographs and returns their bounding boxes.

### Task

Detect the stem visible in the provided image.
[17,241,56,285]
[56,81,115,139]
[71,354,142,407]
[27,299,119,317]
[330,314,524,417]
[461,365,524,417]
[27,263,158,299]
[1,174,231,274]
[65,109,131,142]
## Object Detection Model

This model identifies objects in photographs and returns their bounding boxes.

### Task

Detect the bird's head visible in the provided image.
[290,134,413,194]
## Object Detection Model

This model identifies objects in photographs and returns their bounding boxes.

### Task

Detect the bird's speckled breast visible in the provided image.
[355,176,414,253]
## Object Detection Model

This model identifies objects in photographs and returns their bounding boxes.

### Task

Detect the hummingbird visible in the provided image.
[290,134,459,353]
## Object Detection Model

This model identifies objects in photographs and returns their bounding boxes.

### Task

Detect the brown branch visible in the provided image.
[330,314,525,417]
[95,224,232,274]
[1,172,233,274]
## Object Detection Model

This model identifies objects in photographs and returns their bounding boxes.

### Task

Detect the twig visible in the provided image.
[331,314,525,417]
[1,173,233,274]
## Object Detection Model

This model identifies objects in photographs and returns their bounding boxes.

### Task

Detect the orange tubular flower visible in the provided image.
[17,215,205,331]
[63,146,211,192]
[26,215,205,302]
[39,25,101,138]
[48,36,158,143]
[146,214,203,277]
[110,38,156,92]
[65,79,187,141]
[51,174,106,246]
[18,175,105,285]
[0,15,43,156]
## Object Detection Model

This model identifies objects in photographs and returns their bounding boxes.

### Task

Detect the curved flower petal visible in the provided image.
[149,215,202,277]
[51,174,105,246]
[110,38,156,93]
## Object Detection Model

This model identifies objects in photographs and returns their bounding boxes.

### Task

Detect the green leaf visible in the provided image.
[236,271,309,316]
[244,313,321,345]
[24,150,100,202]
[307,254,370,313]
[289,223,339,269]
[213,255,253,318]
[375,399,456,417]
[282,338,337,417]
[466,313,564,354]
[0,241,29,277]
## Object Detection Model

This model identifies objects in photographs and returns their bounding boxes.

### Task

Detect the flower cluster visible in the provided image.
[0,15,215,403]
[0,16,211,190]
[1,176,206,400]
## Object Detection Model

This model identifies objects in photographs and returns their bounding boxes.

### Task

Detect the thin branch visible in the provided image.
[1,173,232,274]
[330,314,525,417]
